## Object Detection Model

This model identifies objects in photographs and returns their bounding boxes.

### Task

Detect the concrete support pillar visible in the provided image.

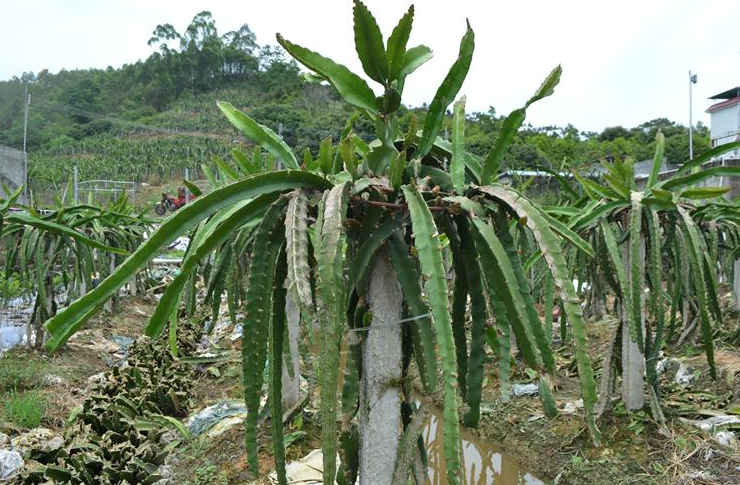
[281,289,301,412]
[621,235,645,410]
[359,252,403,485]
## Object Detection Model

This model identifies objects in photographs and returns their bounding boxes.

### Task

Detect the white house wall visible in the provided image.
[710,104,740,147]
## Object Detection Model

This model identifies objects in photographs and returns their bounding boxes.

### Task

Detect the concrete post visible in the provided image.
[621,235,645,410]
[281,288,301,412]
[359,252,403,485]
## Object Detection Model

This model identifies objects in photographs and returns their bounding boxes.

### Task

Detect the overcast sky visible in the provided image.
[3,0,740,132]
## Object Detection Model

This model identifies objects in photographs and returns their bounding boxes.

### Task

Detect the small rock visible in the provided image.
[0,433,9,449]
[561,399,584,415]
[0,450,24,480]
[41,374,64,386]
[86,372,107,387]
[11,428,64,456]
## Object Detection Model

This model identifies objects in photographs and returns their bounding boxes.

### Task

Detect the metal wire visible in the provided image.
[347,313,430,333]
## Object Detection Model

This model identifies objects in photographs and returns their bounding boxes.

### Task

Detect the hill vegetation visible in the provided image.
[0,11,709,194]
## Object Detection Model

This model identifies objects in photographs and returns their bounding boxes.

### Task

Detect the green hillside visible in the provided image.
[0,11,709,197]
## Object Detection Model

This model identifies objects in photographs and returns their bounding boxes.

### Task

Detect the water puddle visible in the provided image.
[0,296,33,354]
[423,404,547,485]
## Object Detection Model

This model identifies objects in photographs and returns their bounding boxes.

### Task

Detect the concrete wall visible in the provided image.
[0,145,26,204]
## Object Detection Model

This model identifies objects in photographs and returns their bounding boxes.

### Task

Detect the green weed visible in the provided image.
[0,359,42,393]
[185,462,228,485]
[3,390,47,428]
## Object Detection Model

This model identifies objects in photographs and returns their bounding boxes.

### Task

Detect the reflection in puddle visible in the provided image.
[0,295,34,354]
[423,406,547,485]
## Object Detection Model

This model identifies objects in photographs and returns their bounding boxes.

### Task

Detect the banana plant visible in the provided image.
[44,3,602,484]
[556,134,740,416]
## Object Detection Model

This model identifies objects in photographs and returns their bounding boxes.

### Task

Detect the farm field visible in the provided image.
[2,2,740,485]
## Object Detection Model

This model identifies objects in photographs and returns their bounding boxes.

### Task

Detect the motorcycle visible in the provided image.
[154,186,193,215]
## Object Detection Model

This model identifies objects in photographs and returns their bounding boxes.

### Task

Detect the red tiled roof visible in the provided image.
[707,97,740,113]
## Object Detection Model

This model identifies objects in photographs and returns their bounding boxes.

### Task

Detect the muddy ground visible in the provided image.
[1,291,739,484]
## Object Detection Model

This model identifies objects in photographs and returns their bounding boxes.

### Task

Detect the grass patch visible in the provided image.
[3,390,47,428]
[0,358,42,393]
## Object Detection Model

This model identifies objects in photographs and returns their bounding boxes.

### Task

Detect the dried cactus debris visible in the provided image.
[11,322,201,484]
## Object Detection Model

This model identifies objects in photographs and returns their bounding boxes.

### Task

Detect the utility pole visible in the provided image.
[689,71,698,160]
[22,82,30,203]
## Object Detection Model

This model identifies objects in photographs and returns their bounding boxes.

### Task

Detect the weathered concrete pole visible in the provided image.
[733,260,740,311]
[359,251,403,485]
[281,289,301,412]
[621,234,645,410]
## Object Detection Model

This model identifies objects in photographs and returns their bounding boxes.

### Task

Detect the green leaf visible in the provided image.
[539,376,559,418]
[600,221,635,342]
[389,150,407,191]
[402,184,461,485]
[452,217,492,427]
[451,96,466,194]
[270,247,289,485]
[242,199,288,474]
[661,166,740,191]
[339,136,358,179]
[646,131,665,188]
[400,45,433,79]
[45,171,331,350]
[277,34,378,113]
[677,140,740,174]
[214,155,239,181]
[285,190,314,319]
[386,233,437,393]
[445,220,469,397]
[470,218,542,369]
[365,144,398,175]
[478,185,600,444]
[352,0,388,84]
[680,186,730,200]
[182,179,202,198]
[7,213,128,255]
[536,208,594,257]
[316,182,350,485]
[319,135,333,175]
[481,65,562,182]
[676,207,716,378]
[232,148,258,175]
[645,209,664,391]
[218,101,298,169]
[495,212,554,373]
[386,5,414,82]
[348,211,406,294]
[416,21,474,159]
[145,195,276,338]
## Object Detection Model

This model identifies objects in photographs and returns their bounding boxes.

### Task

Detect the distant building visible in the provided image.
[707,86,740,157]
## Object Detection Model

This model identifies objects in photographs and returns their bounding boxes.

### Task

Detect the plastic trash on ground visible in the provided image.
[512,383,539,397]
[185,400,248,438]
[267,449,340,485]
[0,450,24,481]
